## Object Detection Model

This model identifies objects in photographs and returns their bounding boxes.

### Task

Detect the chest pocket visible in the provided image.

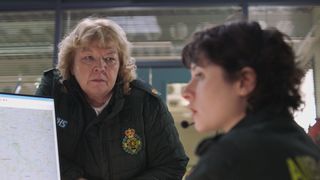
[105,113,146,177]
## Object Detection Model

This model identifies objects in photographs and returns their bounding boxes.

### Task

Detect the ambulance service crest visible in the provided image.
[122,128,142,155]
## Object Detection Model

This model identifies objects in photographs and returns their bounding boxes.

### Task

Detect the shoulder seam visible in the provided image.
[130,79,161,97]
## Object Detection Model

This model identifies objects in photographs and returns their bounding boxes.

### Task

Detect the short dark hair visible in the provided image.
[182,21,304,114]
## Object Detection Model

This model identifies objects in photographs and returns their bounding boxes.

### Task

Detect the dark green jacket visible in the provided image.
[35,69,188,180]
[186,107,320,180]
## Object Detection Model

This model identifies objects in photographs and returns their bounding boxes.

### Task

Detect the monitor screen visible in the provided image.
[0,93,60,180]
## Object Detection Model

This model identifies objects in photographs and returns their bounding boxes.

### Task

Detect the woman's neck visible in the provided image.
[87,93,112,107]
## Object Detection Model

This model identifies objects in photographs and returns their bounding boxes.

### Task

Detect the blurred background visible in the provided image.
[0,0,320,171]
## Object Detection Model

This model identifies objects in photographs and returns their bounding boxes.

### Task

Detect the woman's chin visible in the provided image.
[194,123,208,133]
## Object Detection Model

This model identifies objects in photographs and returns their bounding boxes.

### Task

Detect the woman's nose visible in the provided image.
[182,82,193,101]
[93,58,107,71]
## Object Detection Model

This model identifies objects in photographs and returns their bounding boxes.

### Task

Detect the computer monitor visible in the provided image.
[0,93,60,180]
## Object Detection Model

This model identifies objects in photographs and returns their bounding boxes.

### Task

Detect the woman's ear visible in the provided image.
[237,67,256,96]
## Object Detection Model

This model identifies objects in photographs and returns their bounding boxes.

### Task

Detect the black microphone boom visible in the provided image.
[181,120,194,128]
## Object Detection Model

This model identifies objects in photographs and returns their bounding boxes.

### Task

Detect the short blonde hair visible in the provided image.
[57,17,137,94]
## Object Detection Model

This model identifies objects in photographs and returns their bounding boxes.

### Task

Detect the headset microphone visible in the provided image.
[181,120,194,128]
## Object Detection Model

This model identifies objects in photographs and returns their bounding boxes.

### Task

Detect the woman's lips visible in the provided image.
[92,78,105,82]
[91,79,106,84]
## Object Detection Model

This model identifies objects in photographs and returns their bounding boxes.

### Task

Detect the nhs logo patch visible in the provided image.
[57,117,68,128]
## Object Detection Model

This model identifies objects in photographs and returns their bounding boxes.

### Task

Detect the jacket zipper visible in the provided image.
[100,118,113,180]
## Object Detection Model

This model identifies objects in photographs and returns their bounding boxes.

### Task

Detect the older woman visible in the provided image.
[36,17,188,180]
[182,21,320,179]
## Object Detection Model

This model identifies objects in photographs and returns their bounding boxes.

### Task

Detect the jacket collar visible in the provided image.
[195,106,293,156]
[231,106,292,132]
[63,76,125,119]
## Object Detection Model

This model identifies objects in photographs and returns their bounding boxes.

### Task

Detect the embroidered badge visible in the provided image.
[122,128,142,155]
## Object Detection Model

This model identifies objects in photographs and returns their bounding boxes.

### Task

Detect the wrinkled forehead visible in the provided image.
[79,41,118,53]
[78,33,120,50]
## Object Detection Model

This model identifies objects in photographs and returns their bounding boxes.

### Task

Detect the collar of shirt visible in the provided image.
[92,94,113,115]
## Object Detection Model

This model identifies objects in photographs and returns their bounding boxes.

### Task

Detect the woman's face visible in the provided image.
[182,60,248,133]
[72,41,120,106]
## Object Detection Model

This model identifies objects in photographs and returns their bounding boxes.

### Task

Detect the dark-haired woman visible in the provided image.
[182,21,320,180]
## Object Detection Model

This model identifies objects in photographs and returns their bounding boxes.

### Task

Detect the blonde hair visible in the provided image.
[57,17,137,94]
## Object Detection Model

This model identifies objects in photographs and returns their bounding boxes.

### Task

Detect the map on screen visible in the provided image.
[0,93,60,180]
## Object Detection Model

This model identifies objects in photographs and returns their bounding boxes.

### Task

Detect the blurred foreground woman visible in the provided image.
[182,21,320,180]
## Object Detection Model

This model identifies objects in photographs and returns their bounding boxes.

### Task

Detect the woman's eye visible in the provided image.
[80,56,95,65]
[83,56,95,62]
[103,57,116,64]
[194,72,204,80]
